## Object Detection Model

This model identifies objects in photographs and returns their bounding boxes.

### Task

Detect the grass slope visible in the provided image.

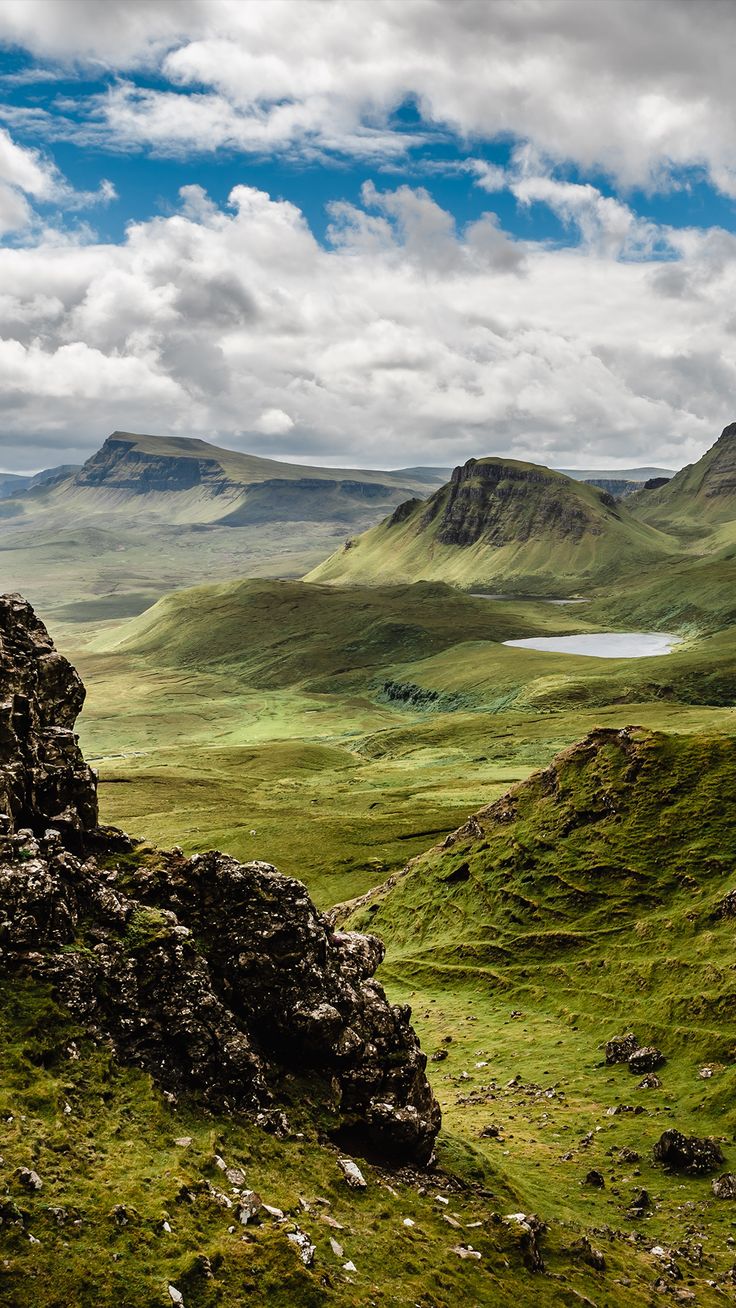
[335,728,736,1299]
[306,456,673,593]
[630,422,736,539]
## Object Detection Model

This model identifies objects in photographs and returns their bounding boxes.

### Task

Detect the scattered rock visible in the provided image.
[605,1033,639,1065]
[628,1046,664,1074]
[451,1245,482,1260]
[174,1137,192,1148]
[431,1049,448,1062]
[715,889,736,918]
[653,1130,725,1174]
[15,1168,42,1191]
[571,1235,606,1271]
[504,1213,546,1271]
[236,1191,262,1224]
[638,1074,661,1090]
[287,1228,315,1267]
[584,1170,605,1189]
[329,1236,343,1258]
[617,1147,641,1164]
[167,1288,184,1307]
[713,1173,736,1199]
[338,1158,367,1189]
[320,1214,344,1230]
[480,1124,502,1138]
[627,1188,651,1217]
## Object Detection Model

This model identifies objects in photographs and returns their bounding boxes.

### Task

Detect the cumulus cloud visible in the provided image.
[3,0,736,195]
[0,124,116,236]
[254,408,294,436]
[0,180,733,472]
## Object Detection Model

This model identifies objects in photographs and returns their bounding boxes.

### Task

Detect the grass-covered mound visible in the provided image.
[334,728,736,1299]
[306,456,673,593]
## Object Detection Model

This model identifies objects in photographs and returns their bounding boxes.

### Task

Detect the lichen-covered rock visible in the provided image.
[605,1032,639,1064]
[653,1130,725,1174]
[0,594,440,1165]
[628,1045,665,1074]
[0,594,97,847]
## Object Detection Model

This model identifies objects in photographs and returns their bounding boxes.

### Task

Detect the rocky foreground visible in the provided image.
[0,593,440,1164]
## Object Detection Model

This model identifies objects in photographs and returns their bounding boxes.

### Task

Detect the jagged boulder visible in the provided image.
[0,594,97,847]
[605,1032,639,1064]
[0,595,440,1165]
[628,1045,664,1074]
[653,1130,725,1174]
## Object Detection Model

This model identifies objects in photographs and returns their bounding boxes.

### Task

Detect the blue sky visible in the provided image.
[0,0,735,472]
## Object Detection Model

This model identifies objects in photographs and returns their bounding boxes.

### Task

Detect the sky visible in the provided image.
[0,0,735,473]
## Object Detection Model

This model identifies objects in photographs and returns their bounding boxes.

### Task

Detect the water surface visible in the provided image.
[503,632,682,659]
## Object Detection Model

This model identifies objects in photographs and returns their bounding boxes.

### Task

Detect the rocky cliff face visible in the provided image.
[74,435,238,496]
[419,458,608,548]
[0,594,97,848]
[0,596,440,1164]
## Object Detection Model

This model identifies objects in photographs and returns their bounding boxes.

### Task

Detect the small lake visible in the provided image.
[503,632,683,659]
[471,593,587,605]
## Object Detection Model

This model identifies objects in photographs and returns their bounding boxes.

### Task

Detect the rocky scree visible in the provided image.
[0,594,440,1164]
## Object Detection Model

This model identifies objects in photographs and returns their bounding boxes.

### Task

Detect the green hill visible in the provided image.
[332,727,736,1297]
[305,456,674,594]
[630,421,736,540]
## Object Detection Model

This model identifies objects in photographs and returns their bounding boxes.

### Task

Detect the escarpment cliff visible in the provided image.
[0,596,440,1164]
[306,455,671,591]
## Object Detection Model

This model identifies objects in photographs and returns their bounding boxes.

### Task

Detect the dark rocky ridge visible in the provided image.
[0,595,440,1163]
[416,457,615,548]
[75,435,239,496]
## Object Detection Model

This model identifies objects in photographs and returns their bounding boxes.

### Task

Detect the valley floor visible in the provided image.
[4,577,736,1305]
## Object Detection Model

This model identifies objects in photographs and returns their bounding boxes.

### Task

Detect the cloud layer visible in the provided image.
[0,1,735,471]
[0,179,733,471]
[2,0,736,192]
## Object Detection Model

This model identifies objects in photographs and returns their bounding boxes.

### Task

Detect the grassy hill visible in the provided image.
[630,421,736,540]
[306,456,674,594]
[330,727,736,1298]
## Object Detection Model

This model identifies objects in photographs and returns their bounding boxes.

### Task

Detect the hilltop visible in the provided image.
[306,455,673,593]
[0,433,447,627]
[9,431,444,527]
[630,421,736,539]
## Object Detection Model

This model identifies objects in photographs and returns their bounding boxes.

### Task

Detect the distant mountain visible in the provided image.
[8,431,446,528]
[560,465,674,482]
[305,455,673,594]
[630,421,736,537]
[0,463,80,500]
[0,433,450,621]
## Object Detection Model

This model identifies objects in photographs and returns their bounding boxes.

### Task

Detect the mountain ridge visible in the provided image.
[306,454,674,593]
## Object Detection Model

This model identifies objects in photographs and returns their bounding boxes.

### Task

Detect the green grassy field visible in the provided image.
[3,504,735,1303]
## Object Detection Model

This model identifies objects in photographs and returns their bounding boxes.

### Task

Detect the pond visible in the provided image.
[502,632,683,659]
[471,593,588,605]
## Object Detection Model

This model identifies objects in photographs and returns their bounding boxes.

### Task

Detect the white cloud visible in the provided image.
[0,124,116,236]
[0,181,732,471]
[254,408,294,436]
[3,1,736,194]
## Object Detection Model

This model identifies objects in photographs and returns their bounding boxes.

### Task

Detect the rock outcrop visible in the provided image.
[653,1130,725,1174]
[0,595,440,1164]
[0,594,97,848]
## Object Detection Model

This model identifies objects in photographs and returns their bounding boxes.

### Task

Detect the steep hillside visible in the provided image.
[631,421,736,538]
[334,728,736,1300]
[306,456,674,593]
